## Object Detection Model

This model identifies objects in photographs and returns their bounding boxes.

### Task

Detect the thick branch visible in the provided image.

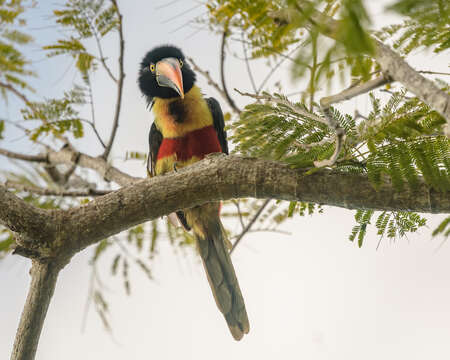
[3,154,447,262]
[11,261,62,360]
[5,181,110,197]
[2,153,448,264]
[269,2,450,134]
[102,0,125,159]
[0,185,54,246]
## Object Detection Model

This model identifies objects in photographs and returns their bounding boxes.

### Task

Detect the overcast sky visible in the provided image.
[1,1,450,360]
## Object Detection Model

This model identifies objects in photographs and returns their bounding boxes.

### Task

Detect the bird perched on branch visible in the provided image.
[138,45,249,340]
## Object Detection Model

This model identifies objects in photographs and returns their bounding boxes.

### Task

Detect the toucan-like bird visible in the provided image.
[138,45,249,340]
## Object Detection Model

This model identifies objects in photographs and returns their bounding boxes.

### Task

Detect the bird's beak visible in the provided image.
[156,57,184,99]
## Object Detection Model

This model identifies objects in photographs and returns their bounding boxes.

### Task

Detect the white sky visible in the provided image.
[1,1,449,359]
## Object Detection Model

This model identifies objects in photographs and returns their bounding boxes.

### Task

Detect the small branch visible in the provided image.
[81,8,117,83]
[220,24,241,115]
[102,0,125,159]
[320,75,391,108]
[231,199,246,230]
[86,78,106,148]
[0,148,47,162]
[257,44,304,94]
[187,56,241,115]
[0,81,31,105]
[235,89,328,125]
[231,199,271,254]
[5,181,110,197]
[241,33,258,94]
[312,128,345,167]
[11,261,63,360]
[294,135,335,150]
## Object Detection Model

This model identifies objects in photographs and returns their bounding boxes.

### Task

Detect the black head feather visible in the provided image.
[138,45,196,105]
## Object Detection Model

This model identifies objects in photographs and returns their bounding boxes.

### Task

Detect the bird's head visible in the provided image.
[138,45,196,104]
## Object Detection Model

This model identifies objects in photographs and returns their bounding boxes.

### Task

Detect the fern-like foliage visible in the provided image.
[376,0,450,54]
[43,0,119,78]
[433,217,450,238]
[349,209,427,248]
[0,0,34,99]
[21,85,87,140]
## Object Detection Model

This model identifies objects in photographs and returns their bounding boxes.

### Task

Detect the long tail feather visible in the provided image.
[186,204,249,340]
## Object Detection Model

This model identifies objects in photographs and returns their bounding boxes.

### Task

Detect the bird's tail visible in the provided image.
[185,203,249,341]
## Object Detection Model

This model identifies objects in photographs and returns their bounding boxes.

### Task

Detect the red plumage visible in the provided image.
[156,125,222,161]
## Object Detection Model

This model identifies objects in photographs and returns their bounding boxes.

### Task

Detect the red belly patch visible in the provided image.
[157,125,222,161]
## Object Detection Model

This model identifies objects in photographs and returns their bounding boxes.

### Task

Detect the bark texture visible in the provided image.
[1,154,448,263]
[11,261,62,360]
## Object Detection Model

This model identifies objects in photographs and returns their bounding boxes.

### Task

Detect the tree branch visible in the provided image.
[231,199,271,254]
[0,146,138,186]
[0,81,31,105]
[220,24,241,115]
[187,56,241,115]
[320,75,391,108]
[235,89,328,125]
[0,148,47,162]
[2,154,448,263]
[102,0,125,159]
[5,181,110,197]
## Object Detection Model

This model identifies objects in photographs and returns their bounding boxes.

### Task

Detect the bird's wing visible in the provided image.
[206,97,229,154]
[148,121,162,177]
[149,121,191,230]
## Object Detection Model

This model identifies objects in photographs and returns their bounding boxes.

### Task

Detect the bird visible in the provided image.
[138,45,249,340]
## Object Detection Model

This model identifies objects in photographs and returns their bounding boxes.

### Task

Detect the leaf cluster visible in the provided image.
[21,85,87,140]
[376,0,450,55]
[0,0,33,99]
[349,209,427,248]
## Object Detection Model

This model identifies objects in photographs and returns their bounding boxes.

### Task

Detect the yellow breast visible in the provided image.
[152,85,213,138]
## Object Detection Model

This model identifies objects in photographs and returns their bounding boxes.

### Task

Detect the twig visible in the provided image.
[230,228,291,240]
[81,8,117,83]
[231,199,246,230]
[294,135,335,151]
[231,199,271,254]
[5,181,110,197]
[102,0,125,159]
[0,81,31,105]
[314,75,392,167]
[235,89,328,125]
[419,70,450,76]
[187,56,240,114]
[320,75,392,108]
[0,148,47,162]
[257,44,304,94]
[241,33,258,94]
[86,78,106,148]
[220,23,241,115]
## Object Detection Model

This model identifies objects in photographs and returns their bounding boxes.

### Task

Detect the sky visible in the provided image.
[1,1,450,360]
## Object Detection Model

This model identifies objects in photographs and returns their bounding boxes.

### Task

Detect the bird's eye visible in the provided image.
[179,59,183,68]
[150,63,156,72]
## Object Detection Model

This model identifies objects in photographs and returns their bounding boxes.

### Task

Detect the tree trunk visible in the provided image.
[11,260,61,360]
